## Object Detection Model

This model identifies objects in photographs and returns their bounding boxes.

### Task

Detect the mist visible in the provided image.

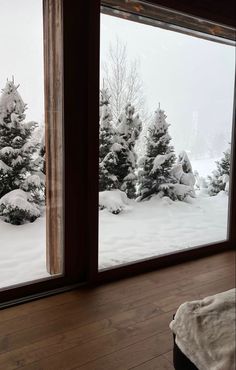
[100,13,235,159]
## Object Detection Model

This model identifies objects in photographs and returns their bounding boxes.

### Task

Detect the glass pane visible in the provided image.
[99,9,235,270]
[0,0,63,289]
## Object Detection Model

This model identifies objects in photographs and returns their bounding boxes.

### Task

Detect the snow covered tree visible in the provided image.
[138,104,176,200]
[99,89,118,191]
[114,103,142,198]
[208,147,231,195]
[0,79,44,223]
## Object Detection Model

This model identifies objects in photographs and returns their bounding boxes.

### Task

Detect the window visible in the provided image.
[98,1,235,272]
[0,0,65,301]
[1,0,235,306]
[0,0,64,290]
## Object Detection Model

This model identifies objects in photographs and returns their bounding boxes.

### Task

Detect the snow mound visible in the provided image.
[0,189,40,225]
[99,190,130,214]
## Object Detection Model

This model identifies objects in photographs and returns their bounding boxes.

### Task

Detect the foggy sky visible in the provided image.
[100,13,235,156]
[0,0,44,123]
[0,2,235,156]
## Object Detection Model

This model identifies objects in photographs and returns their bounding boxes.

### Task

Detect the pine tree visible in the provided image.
[26,128,46,204]
[0,79,44,223]
[114,103,142,198]
[99,89,118,191]
[208,147,231,195]
[138,104,176,200]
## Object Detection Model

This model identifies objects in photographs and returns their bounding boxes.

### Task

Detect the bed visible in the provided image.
[170,289,236,370]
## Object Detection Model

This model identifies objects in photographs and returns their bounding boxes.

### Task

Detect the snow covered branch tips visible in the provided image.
[137,104,176,200]
[0,79,45,225]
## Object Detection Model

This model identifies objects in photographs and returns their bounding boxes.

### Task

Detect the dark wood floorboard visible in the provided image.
[0,251,235,370]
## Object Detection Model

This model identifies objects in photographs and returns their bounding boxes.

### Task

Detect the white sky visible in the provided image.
[0,0,44,123]
[0,3,235,153]
[100,13,235,155]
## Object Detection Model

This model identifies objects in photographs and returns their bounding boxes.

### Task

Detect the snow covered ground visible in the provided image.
[0,214,48,289]
[0,190,229,287]
[99,192,229,269]
[0,157,228,287]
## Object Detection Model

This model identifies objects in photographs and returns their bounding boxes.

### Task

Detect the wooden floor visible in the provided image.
[0,251,235,370]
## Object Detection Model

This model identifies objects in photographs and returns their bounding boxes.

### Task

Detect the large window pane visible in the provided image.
[0,0,63,288]
[99,9,235,269]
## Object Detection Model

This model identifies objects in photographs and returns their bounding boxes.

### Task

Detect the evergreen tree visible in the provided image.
[99,89,118,191]
[138,104,176,200]
[208,147,231,195]
[26,129,46,204]
[114,103,142,198]
[0,79,44,222]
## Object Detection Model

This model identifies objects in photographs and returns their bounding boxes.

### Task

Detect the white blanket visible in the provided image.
[169,289,236,370]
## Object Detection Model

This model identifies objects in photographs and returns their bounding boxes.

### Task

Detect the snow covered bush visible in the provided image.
[159,183,195,201]
[170,151,196,198]
[177,151,193,174]
[138,104,176,200]
[0,189,40,225]
[99,190,129,214]
[208,148,231,196]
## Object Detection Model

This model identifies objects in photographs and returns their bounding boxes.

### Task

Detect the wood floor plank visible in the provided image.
[3,249,231,324]
[73,331,172,370]
[0,297,166,356]
[0,279,159,336]
[0,251,234,370]
[16,313,172,370]
[9,259,231,334]
[129,354,174,370]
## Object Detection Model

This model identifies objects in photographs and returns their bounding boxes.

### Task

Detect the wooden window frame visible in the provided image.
[88,0,236,284]
[0,0,91,307]
[0,0,235,308]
